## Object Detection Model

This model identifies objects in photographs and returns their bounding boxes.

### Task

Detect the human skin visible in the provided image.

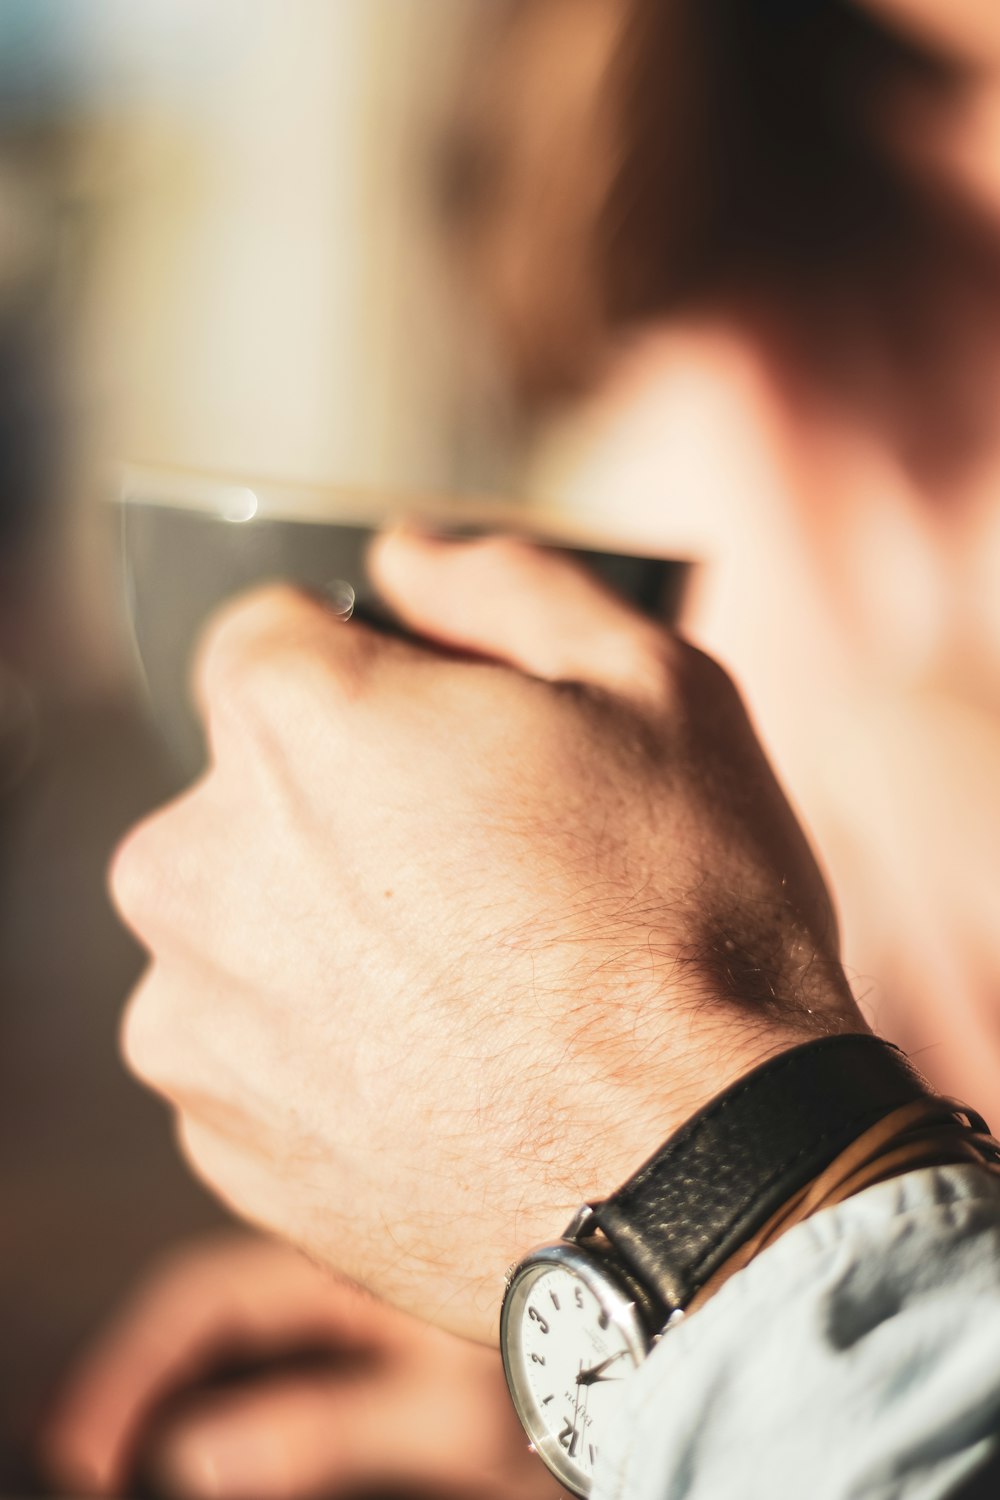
[44,1233,561,1500]
[860,0,1000,67]
[111,531,863,1344]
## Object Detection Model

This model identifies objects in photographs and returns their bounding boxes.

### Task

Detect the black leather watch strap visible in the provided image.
[589,1034,935,1317]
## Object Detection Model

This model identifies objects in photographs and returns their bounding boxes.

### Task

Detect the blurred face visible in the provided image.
[443,0,626,401]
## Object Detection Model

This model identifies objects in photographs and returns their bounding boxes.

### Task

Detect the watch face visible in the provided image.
[501,1244,650,1497]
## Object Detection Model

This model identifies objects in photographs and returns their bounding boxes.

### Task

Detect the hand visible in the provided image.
[43,1233,561,1500]
[111,533,863,1341]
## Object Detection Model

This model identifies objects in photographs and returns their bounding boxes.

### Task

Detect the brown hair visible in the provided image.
[438,0,625,401]
[441,0,1000,483]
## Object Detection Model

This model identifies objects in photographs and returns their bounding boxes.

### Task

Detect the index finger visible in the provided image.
[191,583,379,764]
[369,530,675,713]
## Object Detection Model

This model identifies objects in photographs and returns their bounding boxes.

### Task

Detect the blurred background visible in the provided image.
[3,0,1000,1494]
[0,1,512,1487]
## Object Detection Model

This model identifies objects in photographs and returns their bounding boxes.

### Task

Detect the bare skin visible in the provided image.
[44,1233,561,1500]
[109,533,861,1345]
[45,9,1000,1495]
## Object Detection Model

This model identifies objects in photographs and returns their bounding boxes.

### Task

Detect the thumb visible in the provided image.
[369,529,672,709]
[149,1368,502,1500]
[150,1375,362,1500]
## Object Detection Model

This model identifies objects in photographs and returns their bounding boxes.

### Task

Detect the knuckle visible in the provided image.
[196,586,301,705]
[663,637,752,736]
[109,785,208,938]
[196,586,364,740]
[109,816,168,935]
[120,969,214,1108]
[623,621,673,678]
[676,637,741,701]
[207,583,315,651]
[119,971,170,1086]
[606,624,680,713]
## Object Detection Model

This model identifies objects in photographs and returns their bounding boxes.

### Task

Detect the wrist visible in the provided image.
[602,918,863,1170]
[584,1012,866,1206]
[499,1035,995,1496]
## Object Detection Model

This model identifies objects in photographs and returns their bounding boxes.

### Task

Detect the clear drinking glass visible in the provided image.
[120,464,690,773]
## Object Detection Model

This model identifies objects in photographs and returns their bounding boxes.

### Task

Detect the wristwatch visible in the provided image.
[499,1034,937,1497]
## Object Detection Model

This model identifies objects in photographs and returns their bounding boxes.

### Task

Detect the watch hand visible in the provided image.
[568,1359,584,1458]
[580,1367,592,1452]
[577,1349,628,1385]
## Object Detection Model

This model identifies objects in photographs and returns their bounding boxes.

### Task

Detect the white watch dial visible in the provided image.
[504,1256,647,1496]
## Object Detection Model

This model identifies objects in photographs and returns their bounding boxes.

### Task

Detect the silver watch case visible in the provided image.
[500,1209,659,1497]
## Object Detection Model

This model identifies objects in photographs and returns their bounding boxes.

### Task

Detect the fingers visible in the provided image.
[53,1371,368,1500]
[146,1374,367,1500]
[190,583,375,765]
[369,529,674,710]
[138,1364,488,1500]
[42,1236,390,1497]
[110,583,384,952]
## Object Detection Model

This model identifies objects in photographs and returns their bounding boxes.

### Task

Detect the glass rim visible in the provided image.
[117,461,686,562]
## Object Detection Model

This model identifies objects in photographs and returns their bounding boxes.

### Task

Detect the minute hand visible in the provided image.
[577,1350,628,1385]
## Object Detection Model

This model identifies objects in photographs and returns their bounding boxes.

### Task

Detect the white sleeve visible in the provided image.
[593,1165,1000,1500]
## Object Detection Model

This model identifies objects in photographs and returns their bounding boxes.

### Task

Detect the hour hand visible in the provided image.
[577,1350,628,1385]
